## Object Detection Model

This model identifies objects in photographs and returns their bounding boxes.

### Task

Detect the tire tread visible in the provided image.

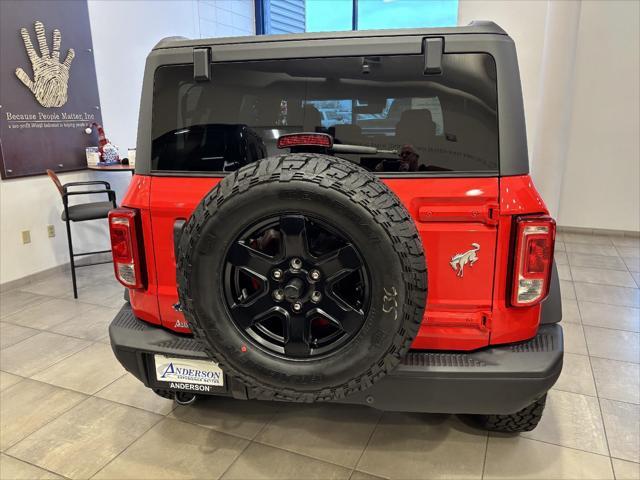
[177,153,427,402]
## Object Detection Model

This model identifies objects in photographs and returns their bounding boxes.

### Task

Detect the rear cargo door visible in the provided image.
[385,178,499,350]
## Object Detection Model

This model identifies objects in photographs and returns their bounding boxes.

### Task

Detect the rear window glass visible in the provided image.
[152,54,498,174]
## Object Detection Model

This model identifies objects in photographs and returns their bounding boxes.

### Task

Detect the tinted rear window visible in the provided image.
[152,54,498,174]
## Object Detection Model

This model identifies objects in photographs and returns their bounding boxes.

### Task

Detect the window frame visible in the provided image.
[149,53,500,178]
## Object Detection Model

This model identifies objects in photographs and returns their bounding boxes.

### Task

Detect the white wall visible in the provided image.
[459,0,640,232]
[0,0,255,285]
[198,0,255,37]
[88,0,200,155]
[558,0,640,231]
[458,0,548,159]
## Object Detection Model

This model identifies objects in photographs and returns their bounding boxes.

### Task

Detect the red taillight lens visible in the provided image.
[108,208,145,289]
[510,215,556,307]
[277,133,333,149]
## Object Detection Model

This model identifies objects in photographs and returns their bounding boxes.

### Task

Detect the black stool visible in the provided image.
[47,170,117,298]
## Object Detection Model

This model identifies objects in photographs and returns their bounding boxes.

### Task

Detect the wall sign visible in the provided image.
[0,0,102,179]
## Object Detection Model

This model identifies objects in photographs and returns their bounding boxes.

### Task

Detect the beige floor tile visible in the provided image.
[571,267,638,288]
[94,417,248,479]
[574,283,640,308]
[591,357,640,404]
[523,389,608,455]
[0,379,86,450]
[3,297,95,331]
[560,280,576,300]
[632,272,640,288]
[223,442,351,480]
[74,283,125,308]
[0,291,50,318]
[612,237,640,249]
[557,263,572,281]
[356,413,486,479]
[0,453,63,479]
[584,326,640,363]
[170,396,278,440]
[562,322,588,355]
[7,397,160,480]
[600,399,640,463]
[554,353,596,396]
[47,305,118,341]
[562,298,581,324]
[484,436,613,479]
[87,291,126,309]
[618,247,640,258]
[255,403,381,468]
[96,373,175,415]
[0,332,90,377]
[555,251,569,265]
[565,243,619,256]
[560,233,614,245]
[0,322,40,348]
[624,256,640,274]
[612,458,640,480]
[568,252,628,270]
[31,342,125,394]
[19,274,75,298]
[0,371,23,391]
[579,301,640,332]
[556,241,566,252]
[350,471,388,480]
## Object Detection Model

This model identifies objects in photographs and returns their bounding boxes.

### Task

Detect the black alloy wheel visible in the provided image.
[223,214,370,359]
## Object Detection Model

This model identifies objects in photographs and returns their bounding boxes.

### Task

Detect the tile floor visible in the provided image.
[0,231,639,480]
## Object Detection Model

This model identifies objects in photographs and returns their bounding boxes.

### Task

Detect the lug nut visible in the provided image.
[273,289,284,301]
[311,291,322,303]
[309,269,320,281]
[272,269,283,280]
[290,258,302,270]
[292,302,302,312]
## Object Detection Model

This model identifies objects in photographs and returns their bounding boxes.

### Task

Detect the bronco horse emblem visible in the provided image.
[450,243,480,277]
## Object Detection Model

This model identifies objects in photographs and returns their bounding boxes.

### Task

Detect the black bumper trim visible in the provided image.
[109,303,563,414]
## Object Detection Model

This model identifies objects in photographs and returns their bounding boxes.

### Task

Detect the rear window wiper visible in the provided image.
[332,144,397,155]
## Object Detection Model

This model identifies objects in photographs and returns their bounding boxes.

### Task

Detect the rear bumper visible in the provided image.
[109,303,563,414]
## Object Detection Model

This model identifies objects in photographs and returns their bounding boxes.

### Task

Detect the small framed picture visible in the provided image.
[127,148,136,167]
[85,147,100,166]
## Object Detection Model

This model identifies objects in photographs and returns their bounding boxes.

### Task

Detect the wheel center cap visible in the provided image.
[283,277,305,301]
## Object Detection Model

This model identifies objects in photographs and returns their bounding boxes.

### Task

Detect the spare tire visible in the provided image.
[177,153,427,402]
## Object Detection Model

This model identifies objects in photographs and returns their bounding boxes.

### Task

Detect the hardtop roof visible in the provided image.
[153,21,507,50]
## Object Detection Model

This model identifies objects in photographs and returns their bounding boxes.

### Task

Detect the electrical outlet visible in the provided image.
[21,230,31,244]
[47,224,56,238]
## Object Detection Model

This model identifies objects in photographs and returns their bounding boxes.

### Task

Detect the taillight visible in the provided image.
[277,133,333,149]
[510,215,556,307]
[108,208,145,289]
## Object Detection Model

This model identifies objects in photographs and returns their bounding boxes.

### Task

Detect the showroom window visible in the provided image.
[256,0,458,34]
[150,53,497,174]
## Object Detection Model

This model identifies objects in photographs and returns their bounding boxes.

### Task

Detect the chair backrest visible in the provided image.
[46,169,64,196]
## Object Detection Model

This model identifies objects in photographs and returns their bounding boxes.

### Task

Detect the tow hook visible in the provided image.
[174,392,198,406]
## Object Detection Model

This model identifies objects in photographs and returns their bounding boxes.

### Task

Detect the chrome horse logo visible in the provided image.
[450,243,480,277]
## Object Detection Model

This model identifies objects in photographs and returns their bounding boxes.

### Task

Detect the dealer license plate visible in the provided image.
[154,355,224,387]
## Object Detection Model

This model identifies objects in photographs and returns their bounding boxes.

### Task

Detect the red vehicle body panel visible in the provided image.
[121,173,549,351]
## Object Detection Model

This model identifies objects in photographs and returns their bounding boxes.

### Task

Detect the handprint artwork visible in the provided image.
[15,21,75,108]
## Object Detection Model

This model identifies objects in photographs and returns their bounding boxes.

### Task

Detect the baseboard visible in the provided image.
[0,253,112,294]
[557,225,640,238]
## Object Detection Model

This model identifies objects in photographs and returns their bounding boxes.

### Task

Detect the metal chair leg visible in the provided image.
[64,215,78,299]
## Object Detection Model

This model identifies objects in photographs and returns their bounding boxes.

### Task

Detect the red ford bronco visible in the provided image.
[108,22,563,432]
